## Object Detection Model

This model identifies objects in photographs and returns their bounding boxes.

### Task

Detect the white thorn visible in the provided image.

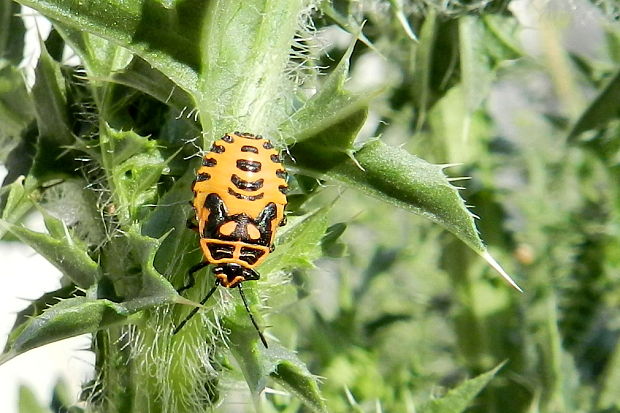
[346,150,366,172]
[480,250,523,293]
[439,162,463,169]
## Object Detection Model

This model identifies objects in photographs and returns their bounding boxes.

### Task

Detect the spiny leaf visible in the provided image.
[99,125,166,224]
[418,362,505,413]
[0,228,186,366]
[278,38,382,145]
[1,295,133,367]
[10,285,81,334]
[291,138,521,291]
[0,215,99,289]
[54,26,195,115]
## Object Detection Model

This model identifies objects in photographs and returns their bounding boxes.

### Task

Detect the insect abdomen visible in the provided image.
[191,132,288,267]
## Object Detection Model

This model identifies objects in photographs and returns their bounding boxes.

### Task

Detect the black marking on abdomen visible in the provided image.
[239,247,265,265]
[196,172,211,182]
[236,159,262,172]
[263,141,273,149]
[228,188,264,201]
[241,145,258,153]
[207,243,235,260]
[211,144,225,153]
[222,134,234,143]
[236,132,262,140]
[276,169,287,179]
[231,174,264,191]
[278,185,288,194]
[270,154,281,163]
[202,157,217,167]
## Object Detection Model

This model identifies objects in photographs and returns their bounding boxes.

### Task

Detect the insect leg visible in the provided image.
[173,279,220,335]
[237,284,268,348]
[178,261,209,294]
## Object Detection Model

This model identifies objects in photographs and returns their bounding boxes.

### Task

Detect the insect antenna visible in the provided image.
[173,280,220,335]
[237,284,269,348]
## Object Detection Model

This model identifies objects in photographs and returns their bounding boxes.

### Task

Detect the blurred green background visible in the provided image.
[269,1,620,412]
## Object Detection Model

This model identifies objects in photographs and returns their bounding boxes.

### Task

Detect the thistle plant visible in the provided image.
[2,0,620,412]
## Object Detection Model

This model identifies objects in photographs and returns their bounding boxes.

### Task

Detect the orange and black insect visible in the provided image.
[174,132,288,347]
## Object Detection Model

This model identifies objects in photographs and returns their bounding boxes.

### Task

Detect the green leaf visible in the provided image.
[261,207,331,275]
[228,340,327,413]
[112,56,195,113]
[15,0,203,94]
[100,227,180,308]
[318,1,378,52]
[31,42,72,147]
[481,15,523,62]
[0,295,133,366]
[0,176,37,239]
[18,385,52,413]
[321,222,348,258]
[0,215,99,288]
[568,68,620,140]
[291,138,521,291]
[278,39,382,144]
[0,63,34,147]
[410,13,460,124]
[271,359,327,413]
[99,125,166,224]
[418,362,505,413]
[9,285,81,335]
[54,26,196,117]
[460,16,493,112]
[141,169,196,275]
[1,227,184,367]
[410,9,438,126]
[53,25,133,79]
[29,40,77,181]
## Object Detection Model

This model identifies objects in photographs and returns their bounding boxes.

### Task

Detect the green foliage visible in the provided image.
[418,363,505,413]
[2,0,620,412]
